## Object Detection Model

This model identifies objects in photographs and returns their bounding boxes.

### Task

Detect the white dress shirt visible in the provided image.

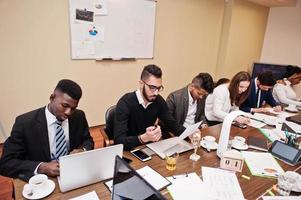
[183,88,197,128]
[205,84,238,122]
[34,106,70,174]
[273,80,301,106]
[136,89,152,109]
[45,106,70,159]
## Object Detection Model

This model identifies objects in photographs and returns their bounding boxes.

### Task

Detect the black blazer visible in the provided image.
[240,79,278,112]
[0,107,94,181]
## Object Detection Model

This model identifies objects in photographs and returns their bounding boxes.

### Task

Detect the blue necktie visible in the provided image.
[55,121,68,159]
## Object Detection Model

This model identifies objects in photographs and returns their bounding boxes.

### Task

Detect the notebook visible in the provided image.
[247,136,268,152]
[57,144,123,192]
[112,155,166,200]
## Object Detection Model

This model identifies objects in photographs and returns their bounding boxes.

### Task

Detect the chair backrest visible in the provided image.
[104,105,116,140]
[0,120,7,143]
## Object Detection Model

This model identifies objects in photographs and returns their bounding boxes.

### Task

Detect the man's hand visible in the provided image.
[69,148,84,154]
[235,116,250,124]
[200,124,208,129]
[251,107,269,113]
[140,125,162,143]
[37,160,60,177]
[273,105,282,112]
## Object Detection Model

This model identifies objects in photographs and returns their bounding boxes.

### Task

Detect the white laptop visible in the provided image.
[146,121,202,159]
[57,144,123,192]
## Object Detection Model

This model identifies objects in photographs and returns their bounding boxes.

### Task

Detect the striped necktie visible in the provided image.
[55,121,68,159]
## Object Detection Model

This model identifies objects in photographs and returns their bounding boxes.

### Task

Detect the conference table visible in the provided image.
[13,123,301,200]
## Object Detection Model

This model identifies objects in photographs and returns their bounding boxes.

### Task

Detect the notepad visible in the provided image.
[166,173,211,200]
[105,165,170,192]
[247,136,268,152]
[69,191,99,200]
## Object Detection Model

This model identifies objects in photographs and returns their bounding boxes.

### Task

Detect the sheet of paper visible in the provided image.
[202,167,245,200]
[248,118,266,128]
[137,166,171,190]
[94,0,108,15]
[259,128,286,142]
[104,166,170,192]
[166,173,213,200]
[262,196,301,200]
[69,191,99,200]
[179,121,202,140]
[242,151,284,178]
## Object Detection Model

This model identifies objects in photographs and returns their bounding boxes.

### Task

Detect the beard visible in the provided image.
[143,85,157,102]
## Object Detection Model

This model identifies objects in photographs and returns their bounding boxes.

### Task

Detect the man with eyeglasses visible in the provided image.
[166,73,214,129]
[114,64,184,150]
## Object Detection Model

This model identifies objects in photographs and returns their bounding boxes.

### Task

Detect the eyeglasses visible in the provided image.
[143,81,164,92]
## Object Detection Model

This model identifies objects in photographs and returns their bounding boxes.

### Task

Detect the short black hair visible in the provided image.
[192,73,214,93]
[55,79,82,100]
[282,65,301,79]
[140,64,162,80]
[215,78,230,88]
[257,71,276,86]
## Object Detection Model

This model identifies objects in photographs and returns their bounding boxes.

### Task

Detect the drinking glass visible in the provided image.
[189,131,201,161]
[277,173,296,196]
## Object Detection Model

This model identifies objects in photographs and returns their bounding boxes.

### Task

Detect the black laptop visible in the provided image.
[112,155,166,200]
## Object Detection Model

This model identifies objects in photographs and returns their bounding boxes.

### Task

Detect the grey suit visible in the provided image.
[166,86,207,129]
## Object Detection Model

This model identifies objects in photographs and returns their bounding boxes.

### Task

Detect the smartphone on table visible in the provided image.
[130,149,152,162]
[232,121,247,129]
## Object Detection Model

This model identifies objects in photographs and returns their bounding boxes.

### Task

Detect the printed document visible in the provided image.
[202,167,245,200]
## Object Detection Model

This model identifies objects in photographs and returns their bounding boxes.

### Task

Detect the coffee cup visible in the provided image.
[28,174,48,192]
[202,135,216,148]
[232,136,246,147]
[287,105,297,110]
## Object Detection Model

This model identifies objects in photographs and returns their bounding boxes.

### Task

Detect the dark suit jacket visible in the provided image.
[166,86,207,129]
[0,107,94,181]
[240,79,278,112]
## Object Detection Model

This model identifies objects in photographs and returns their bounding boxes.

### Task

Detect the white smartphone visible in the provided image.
[130,149,152,162]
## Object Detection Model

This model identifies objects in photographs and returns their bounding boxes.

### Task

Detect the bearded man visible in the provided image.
[113,64,184,150]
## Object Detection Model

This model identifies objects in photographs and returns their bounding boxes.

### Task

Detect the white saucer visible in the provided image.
[285,107,298,113]
[200,140,218,150]
[231,142,248,150]
[22,179,55,199]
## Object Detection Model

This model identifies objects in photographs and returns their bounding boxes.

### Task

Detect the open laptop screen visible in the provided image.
[112,156,166,200]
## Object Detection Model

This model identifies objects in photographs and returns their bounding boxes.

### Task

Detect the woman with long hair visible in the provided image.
[205,71,251,126]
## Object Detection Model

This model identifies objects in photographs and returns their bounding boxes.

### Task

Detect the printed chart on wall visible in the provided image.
[69,0,156,60]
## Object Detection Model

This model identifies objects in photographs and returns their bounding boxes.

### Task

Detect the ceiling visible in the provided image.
[246,0,297,7]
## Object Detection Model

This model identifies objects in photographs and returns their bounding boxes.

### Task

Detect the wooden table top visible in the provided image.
[13,124,301,200]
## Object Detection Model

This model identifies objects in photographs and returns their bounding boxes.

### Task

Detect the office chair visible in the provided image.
[0,120,7,143]
[102,105,116,146]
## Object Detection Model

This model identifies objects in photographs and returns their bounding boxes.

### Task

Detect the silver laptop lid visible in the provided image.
[58,144,123,192]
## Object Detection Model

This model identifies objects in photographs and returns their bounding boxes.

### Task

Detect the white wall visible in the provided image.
[261,0,301,97]
[261,0,301,66]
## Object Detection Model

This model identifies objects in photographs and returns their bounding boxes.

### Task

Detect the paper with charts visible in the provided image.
[242,151,284,178]
[202,167,245,200]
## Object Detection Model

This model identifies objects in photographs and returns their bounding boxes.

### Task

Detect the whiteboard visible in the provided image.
[69,0,156,60]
